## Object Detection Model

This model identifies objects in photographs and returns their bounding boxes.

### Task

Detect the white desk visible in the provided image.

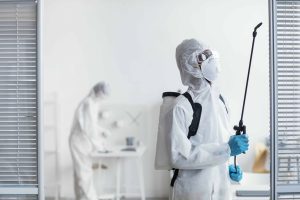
[232,185,269,200]
[91,145,146,200]
[231,173,270,200]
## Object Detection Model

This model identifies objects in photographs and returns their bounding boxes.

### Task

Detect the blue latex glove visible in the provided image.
[229,164,243,182]
[228,134,249,156]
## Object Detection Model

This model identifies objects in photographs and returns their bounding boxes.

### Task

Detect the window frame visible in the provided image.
[269,0,300,199]
[37,0,43,199]
[0,0,43,199]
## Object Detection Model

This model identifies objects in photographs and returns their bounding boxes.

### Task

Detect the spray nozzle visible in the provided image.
[253,22,263,37]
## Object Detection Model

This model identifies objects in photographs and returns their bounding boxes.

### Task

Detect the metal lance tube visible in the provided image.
[233,22,262,172]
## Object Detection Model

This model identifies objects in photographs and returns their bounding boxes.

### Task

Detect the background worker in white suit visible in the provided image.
[69,82,110,200]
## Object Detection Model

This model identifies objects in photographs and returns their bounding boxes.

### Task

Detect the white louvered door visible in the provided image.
[0,0,42,200]
[270,0,300,199]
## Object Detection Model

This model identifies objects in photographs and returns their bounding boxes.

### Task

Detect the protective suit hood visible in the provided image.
[175,39,210,91]
[89,81,110,99]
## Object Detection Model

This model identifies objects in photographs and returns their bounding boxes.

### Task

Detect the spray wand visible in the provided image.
[233,22,263,171]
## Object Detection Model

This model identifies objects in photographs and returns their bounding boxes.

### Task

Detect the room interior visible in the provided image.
[43,0,270,199]
[1,0,300,199]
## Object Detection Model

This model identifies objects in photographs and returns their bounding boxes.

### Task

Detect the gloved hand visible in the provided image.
[228,134,249,156]
[229,164,243,182]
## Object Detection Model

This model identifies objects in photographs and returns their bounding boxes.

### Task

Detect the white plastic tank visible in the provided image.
[155,92,180,170]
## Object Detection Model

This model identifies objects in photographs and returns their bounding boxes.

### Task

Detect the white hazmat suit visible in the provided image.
[167,39,233,200]
[69,82,110,200]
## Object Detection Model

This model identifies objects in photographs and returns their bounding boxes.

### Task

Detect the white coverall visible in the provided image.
[168,39,233,200]
[69,92,109,200]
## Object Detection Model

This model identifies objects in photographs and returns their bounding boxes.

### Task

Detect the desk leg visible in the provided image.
[137,158,145,200]
[116,158,121,200]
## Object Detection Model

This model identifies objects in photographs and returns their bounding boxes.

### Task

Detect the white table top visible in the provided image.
[231,184,269,199]
[91,145,146,158]
[230,172,270,199]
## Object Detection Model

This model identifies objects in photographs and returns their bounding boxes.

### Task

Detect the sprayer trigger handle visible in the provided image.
[243,125,246,135]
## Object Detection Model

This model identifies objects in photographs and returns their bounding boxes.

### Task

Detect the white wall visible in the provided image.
[43,0,269,198]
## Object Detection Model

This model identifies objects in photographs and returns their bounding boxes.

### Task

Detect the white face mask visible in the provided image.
[200,54,221,82]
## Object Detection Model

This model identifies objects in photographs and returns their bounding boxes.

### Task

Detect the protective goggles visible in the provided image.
[196,49,213,64]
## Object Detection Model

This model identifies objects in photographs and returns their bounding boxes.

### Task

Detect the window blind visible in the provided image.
[0,0,40,200]
[270,0,300,199]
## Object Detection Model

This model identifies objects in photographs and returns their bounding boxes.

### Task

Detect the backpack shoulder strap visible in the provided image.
[219,94,228,114]
[182,93,202,138]
[188,103,202,139]
[182,92,194,110]
[170,92,202,187]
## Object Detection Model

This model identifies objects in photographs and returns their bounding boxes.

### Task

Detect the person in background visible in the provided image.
[69,82,110,200]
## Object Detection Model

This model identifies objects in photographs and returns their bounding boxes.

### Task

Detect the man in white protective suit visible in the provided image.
[166,39,249,200]
[69,82,111,200]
